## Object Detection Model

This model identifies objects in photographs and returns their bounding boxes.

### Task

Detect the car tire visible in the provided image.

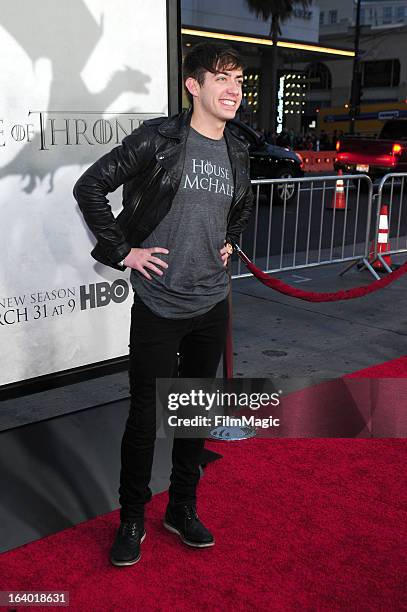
[273,166,298,205]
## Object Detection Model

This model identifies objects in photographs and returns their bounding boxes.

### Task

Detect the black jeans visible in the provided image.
[119,293,229,522]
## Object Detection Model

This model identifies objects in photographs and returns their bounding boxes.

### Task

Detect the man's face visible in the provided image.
[188,65,244,122]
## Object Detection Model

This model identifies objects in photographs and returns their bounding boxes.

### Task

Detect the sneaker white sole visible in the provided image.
[163,521,215,548]
[110,530,146,567]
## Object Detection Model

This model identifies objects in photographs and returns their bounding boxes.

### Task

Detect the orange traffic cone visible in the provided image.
[369,204,392,271]
[326,169,346,210]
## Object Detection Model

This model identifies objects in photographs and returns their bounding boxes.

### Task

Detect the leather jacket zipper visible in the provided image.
[227,186,244,224]
[127,163,162,224]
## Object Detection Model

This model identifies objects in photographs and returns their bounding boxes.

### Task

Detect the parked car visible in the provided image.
[228,120,304,204]
[335,119,407,181]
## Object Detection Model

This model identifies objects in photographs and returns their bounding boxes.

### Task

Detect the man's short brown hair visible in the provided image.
[183,41,244,106]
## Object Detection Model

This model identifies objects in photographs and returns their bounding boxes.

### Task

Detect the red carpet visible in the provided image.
[347,355,407,378]
[1,357,407,611]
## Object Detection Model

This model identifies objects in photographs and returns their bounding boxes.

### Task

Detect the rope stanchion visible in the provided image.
[210,263,257,441]
[232,242,407,303]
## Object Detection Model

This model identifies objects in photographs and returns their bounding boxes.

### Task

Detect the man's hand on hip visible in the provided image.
[220,243,233,267]
[123,247,169,280]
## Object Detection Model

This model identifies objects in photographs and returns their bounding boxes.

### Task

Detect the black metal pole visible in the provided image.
[349,0,362,135]
[167,0,182,115]
[222,289,234,379]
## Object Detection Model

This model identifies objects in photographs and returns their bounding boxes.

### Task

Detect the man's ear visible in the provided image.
[185,76,200,99]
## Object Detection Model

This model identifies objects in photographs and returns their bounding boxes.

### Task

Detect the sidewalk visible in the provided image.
[231,257,407,379]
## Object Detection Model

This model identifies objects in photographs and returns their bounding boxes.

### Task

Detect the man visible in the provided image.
[73,42,253,567]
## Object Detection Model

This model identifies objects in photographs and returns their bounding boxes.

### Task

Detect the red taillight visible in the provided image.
[392,143,402,154]
[296,152,304,169]
[336,140,340,151]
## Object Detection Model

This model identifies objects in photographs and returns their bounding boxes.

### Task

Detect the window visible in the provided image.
[320,11,324,25]
[362,59,400,88]
[329,10,337,24]
[369,7,378,25]
[360,8,365,25]
[307,62,332,90]
[382,6,393,24]
[396,6,405,21]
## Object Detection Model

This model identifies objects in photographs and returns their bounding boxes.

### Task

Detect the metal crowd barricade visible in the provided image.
[232,174,377,280]
[373,173,407,272]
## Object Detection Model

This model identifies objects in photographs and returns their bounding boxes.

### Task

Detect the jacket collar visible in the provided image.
[157,108,192,141]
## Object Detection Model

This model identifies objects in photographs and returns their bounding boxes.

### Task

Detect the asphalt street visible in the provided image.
[239,177,407,272]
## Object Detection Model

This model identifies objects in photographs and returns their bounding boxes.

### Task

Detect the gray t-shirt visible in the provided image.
[130,127,233,318]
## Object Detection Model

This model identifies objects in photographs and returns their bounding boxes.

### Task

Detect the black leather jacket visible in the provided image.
[73,109,254,270]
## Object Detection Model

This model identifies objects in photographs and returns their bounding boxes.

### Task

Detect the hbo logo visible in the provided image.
[80,280,129,310]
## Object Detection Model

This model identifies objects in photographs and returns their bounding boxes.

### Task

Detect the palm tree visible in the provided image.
[245,0,312,132]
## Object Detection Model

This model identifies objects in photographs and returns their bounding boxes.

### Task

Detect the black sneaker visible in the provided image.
[109,520,146,567]
[163,504,215,548]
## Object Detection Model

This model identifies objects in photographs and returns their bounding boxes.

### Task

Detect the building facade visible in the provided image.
[318,0,407,31]
[182,0,320,42]
[306,0,407,133]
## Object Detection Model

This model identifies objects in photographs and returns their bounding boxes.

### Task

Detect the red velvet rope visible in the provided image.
[240,257,407,303]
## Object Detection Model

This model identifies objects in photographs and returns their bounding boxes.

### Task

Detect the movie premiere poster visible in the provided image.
[0,0,168,386]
